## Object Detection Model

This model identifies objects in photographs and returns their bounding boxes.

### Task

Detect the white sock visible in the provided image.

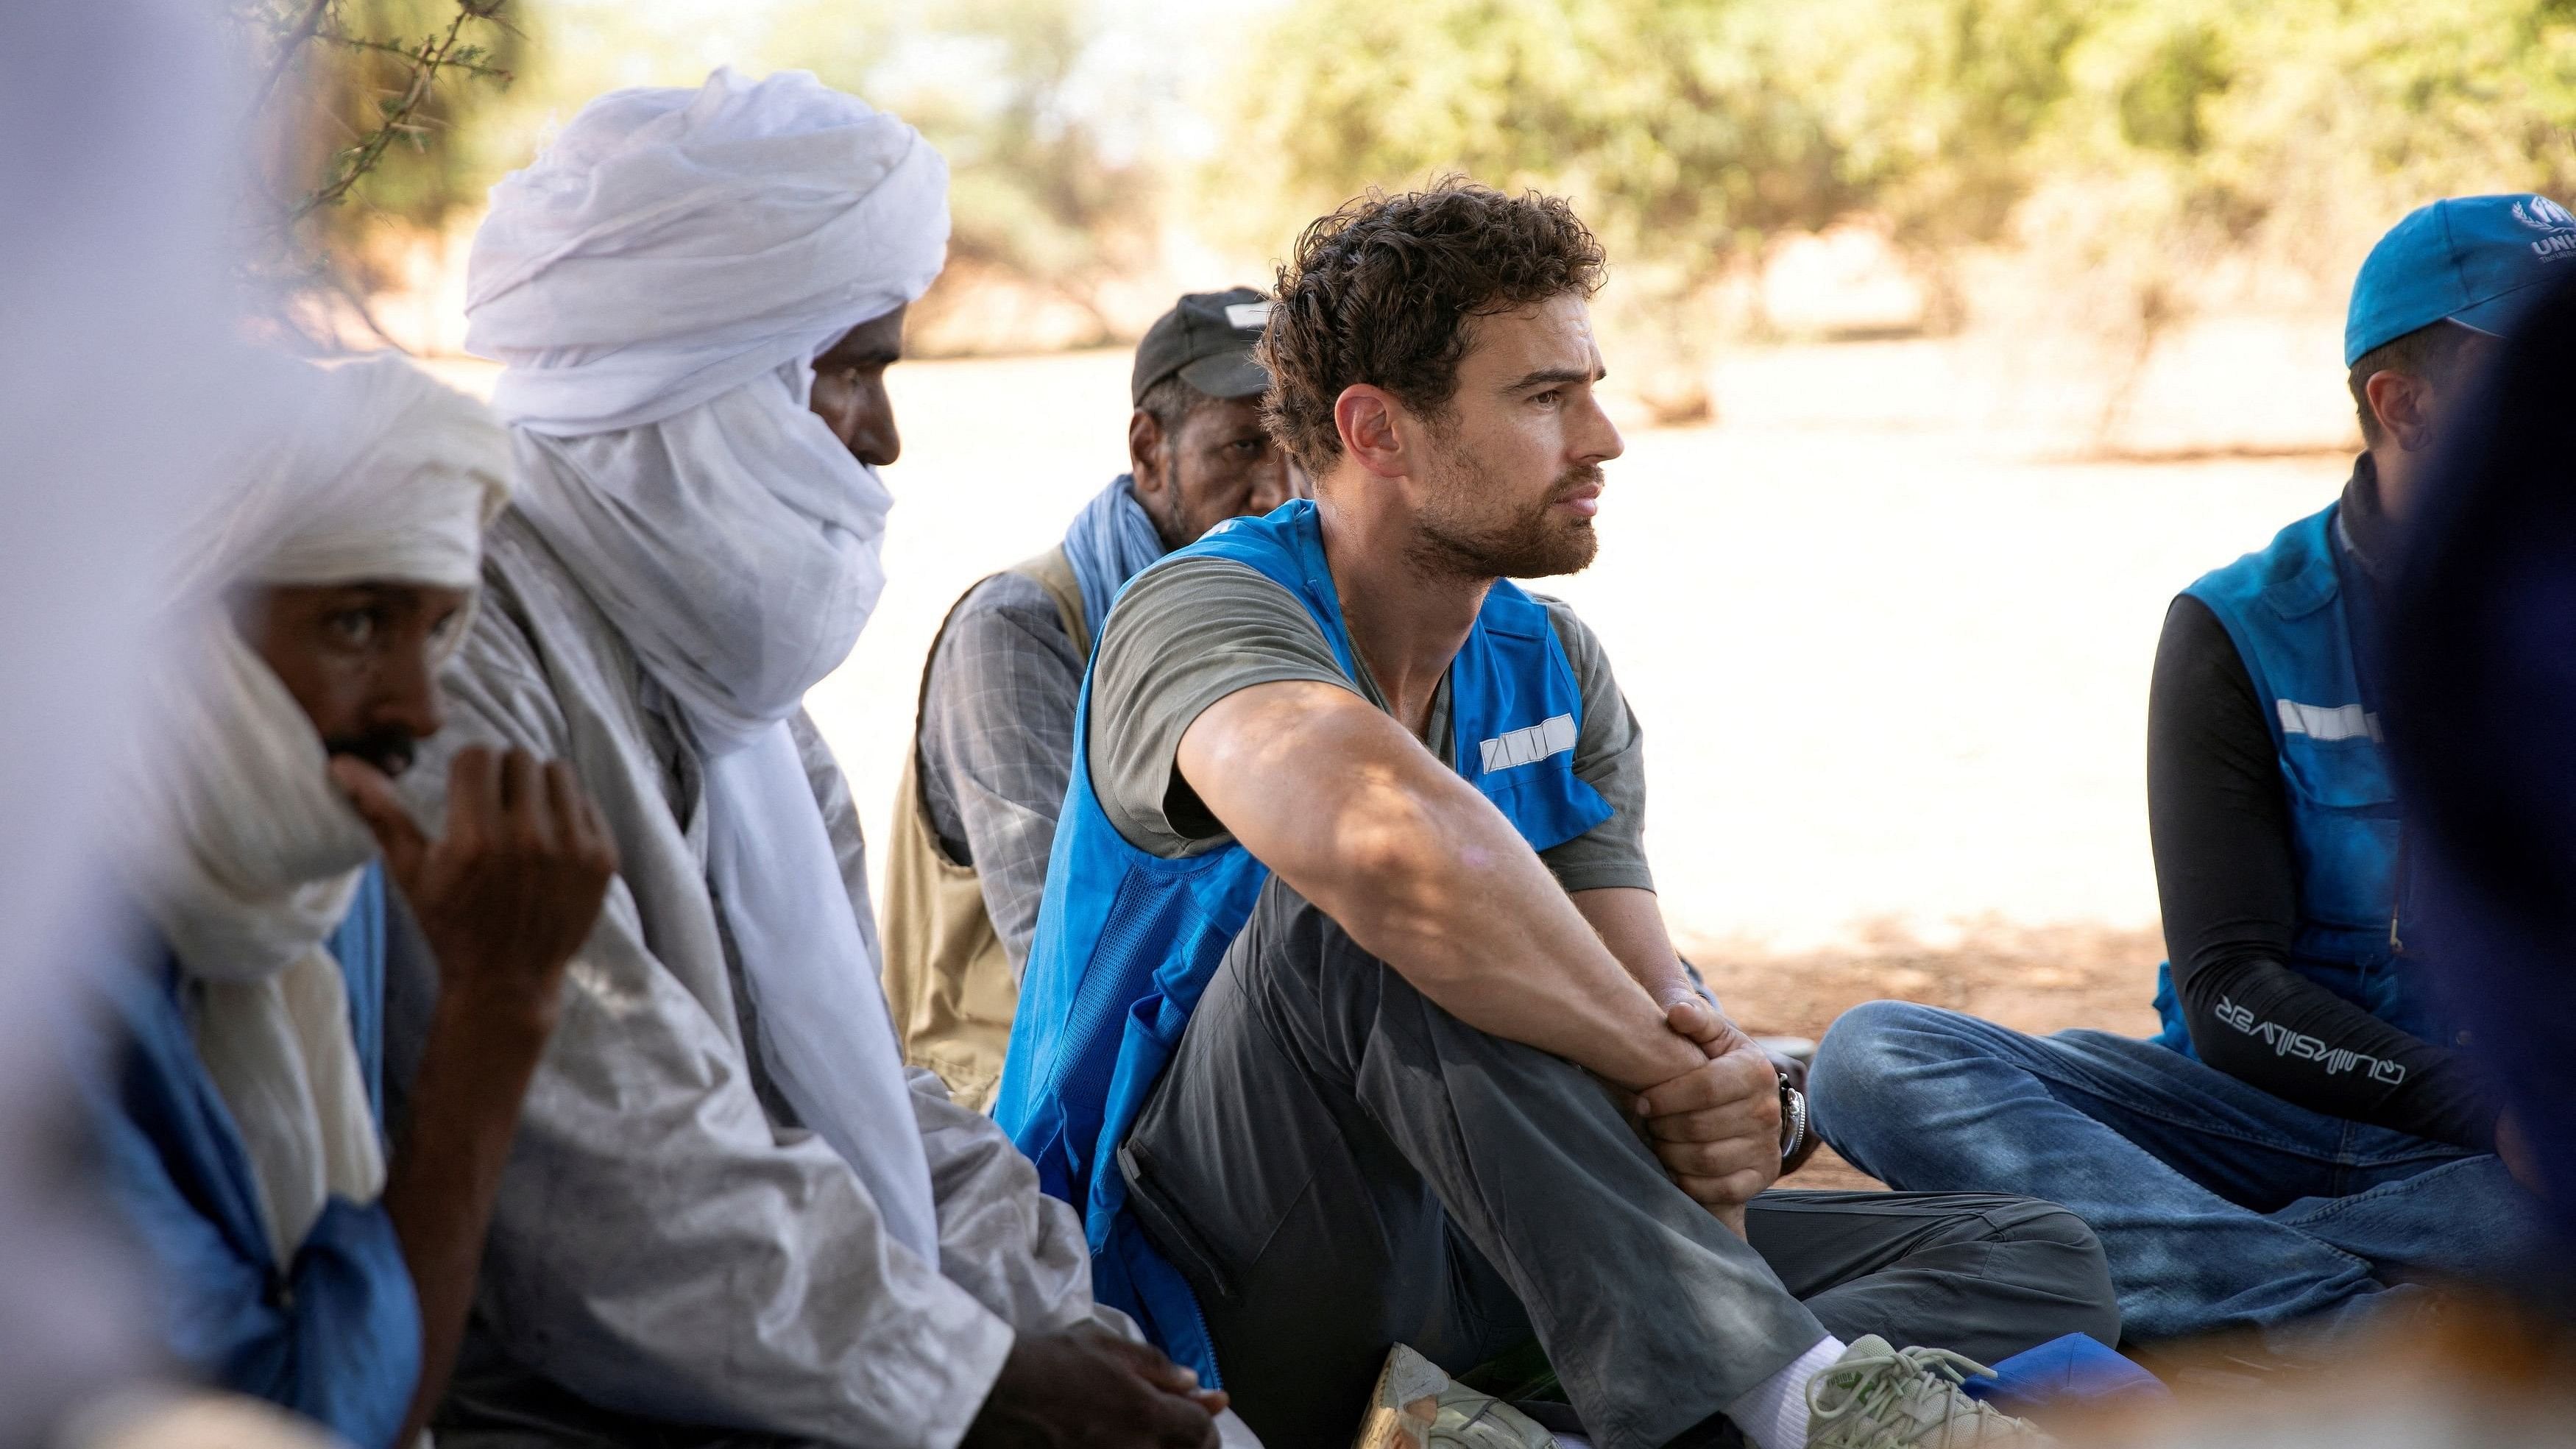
[1724,1334,1848,1449]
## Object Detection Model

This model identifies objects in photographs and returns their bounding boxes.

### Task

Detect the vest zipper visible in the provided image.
[2387,821,2406,957]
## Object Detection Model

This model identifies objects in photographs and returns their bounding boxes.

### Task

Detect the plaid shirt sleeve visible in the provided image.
[916,572,1086,975]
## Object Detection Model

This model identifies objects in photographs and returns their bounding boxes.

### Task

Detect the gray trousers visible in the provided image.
[1121,880,2121,1449]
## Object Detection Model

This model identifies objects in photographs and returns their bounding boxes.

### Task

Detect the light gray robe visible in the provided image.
[384,511,1105,1448]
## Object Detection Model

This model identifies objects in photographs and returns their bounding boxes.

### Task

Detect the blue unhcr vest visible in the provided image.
[993,500,1613,1385]
[2149,503,2440,1057]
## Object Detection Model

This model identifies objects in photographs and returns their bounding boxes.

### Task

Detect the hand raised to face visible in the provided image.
[332,745,618,1027]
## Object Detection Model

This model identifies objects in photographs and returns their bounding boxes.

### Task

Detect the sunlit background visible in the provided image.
[249,0,2576,1025]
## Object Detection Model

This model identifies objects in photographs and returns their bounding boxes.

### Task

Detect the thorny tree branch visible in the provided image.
[325,34,509,79]
[240,1,514,350]
[291,2,514,224]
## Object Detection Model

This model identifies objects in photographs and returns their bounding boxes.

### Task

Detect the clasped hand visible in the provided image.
[1632,996,1782,1234]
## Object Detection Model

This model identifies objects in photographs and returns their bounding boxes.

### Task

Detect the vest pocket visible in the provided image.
[2275,731,2396,809]
[1119,1138,1242,1303]
[2277,734,2401,931]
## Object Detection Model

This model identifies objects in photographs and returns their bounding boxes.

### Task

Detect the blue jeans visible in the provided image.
[1808,1001,2545,1344]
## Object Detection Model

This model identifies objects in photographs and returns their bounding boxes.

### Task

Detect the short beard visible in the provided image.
[1143,444,1190,552]
[1408,458,1603,582]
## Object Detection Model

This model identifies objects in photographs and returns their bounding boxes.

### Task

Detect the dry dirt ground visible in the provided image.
[426,322,2349,1190]
[765,333,2356,953]
[1680,921,2168,1190]
[778,331,2296,1196]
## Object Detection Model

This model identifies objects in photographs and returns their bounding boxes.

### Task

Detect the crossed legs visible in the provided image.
[1809,1000,2543,1344]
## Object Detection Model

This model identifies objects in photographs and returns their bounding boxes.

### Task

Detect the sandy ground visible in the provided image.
[800,330,2350,1190]
[798,339,2352,915]
[431,325,2354,1188]
[1696,922,2170,1188]
[807,334,2352,943]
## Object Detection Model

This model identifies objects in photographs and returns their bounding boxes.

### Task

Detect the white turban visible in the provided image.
[135,354,511,1266]
[461,68,951,1264]
[182,352,513,597]
[464,65,950,435]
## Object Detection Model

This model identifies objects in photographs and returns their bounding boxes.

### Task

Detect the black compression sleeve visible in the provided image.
[2148,597,2493,1148]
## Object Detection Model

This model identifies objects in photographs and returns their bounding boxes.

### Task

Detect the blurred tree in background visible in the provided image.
[255,0,2576,400]
[1229,0,2090,414]
[770,0,1165,348]
[1234,0,1862,417]
[236,0,1165,352]
[2018,0,2576,437]
[1230,0,2576,426]
[237,0,520,344]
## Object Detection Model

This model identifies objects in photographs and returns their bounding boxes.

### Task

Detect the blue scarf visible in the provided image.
[1059,473,1168,642]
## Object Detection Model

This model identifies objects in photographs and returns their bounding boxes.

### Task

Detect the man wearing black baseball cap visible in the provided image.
[1814,196,2569,1346]
[882,288,1302,1109]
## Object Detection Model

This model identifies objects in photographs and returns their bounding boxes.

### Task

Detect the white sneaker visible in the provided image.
[1802,1336,2049,1448]
[1350,1343,1556,1449]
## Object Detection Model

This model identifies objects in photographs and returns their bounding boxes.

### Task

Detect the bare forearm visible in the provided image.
[1259,758,1695,1087]
[1572,887,1696,1010]
[381,985,554,1448]
[1333,823,1696,1088]
[1184,685,1702,1089]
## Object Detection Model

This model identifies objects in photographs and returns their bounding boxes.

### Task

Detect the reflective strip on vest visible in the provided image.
[2276,698,2381,743]
[1478,713,1577,773]
[2151,499,2438,1057]
[996,498,1613,1386]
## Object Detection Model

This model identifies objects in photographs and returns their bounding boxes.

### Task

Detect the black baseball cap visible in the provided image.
[1131,286,1271,406]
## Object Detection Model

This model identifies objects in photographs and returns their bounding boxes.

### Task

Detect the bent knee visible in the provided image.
[1225,874,1376,1001]
[1809,999,1967,1121]
[1981,1195,2107,1258]
[1981,1197,2122,1343]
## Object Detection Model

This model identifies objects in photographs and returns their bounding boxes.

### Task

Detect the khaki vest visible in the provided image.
[881,546,1089,1112]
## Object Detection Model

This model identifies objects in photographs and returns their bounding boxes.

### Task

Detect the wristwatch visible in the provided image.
[1777,1073,1810,1165]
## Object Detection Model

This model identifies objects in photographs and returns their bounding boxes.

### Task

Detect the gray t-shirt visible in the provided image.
[1086,556,1652,893]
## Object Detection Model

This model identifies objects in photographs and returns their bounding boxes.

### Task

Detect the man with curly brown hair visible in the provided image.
[995,180,2117,1449]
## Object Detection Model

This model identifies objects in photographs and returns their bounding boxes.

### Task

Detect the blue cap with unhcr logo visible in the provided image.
[2345,194,2576,366]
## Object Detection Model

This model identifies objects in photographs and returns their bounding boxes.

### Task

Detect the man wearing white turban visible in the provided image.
[403,68,1227,1448]
[88,354,619,1449]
